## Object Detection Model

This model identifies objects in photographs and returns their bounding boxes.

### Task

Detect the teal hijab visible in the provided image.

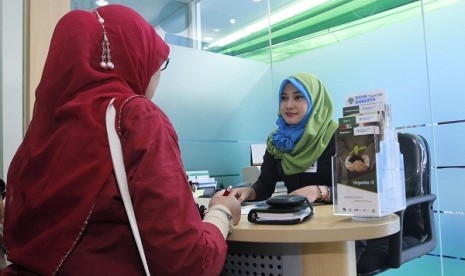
[267,73,338,175]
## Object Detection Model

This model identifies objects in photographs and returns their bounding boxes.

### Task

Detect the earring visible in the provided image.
[92,9,114,70]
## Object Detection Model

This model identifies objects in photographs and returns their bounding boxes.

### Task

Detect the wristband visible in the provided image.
[322,185,331,202]
[208,205,233,236]
[317,185,331,203]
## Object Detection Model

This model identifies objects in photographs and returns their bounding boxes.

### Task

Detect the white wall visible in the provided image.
[0,0,24,179]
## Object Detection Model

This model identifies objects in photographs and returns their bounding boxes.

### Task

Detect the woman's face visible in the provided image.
[145,70,161,99]
[280,82,309,125]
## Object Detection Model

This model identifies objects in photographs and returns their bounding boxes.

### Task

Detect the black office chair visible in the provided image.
[357,132,437,275]
[0,179,5,199]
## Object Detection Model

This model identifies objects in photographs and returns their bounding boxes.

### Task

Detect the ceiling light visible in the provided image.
[95,0,108,7]
[207,0,330,48]
[230,19,236,24]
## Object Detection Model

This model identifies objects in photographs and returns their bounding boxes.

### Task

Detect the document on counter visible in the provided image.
[241,201,268,215]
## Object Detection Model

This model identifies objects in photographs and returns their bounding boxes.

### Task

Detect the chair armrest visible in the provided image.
[401,194,437,264]
[387,193,436,268]
[405,194,436,207]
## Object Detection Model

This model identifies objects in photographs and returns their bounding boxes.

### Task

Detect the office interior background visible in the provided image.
[1,0,464,275]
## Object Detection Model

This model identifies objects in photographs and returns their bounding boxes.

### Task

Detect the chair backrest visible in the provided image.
[390,132,436,267]
[398,133,431,239]
[399,133,431,197]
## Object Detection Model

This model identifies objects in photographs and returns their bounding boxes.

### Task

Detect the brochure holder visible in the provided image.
[332,91,406,218]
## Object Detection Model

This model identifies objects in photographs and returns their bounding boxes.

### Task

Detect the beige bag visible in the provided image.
[106,98,150,276]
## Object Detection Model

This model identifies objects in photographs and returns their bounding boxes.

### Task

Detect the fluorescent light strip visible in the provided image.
[241,0,461,62]
[95,0,109,7]
[207,0,330,48]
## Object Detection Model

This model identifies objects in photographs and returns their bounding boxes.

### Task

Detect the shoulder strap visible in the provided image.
[106,98,150,276]
[116,94,145,137]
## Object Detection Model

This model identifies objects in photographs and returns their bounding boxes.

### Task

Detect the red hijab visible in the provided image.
[4,5,169,275]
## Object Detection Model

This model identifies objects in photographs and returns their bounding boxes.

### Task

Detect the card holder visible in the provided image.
[266,194,307,207]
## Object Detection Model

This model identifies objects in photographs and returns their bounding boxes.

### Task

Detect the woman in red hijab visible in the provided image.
[2,5,240,275]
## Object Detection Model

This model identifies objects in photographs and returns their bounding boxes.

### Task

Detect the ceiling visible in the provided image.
[71,0,458,62]
[72,0,294,45]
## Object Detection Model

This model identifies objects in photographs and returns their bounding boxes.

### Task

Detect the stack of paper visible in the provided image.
[187,170,218,189]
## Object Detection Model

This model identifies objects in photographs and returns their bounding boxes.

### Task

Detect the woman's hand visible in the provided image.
[209,191,241,225]
[230,187,255,204]
[289,186,321,202]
